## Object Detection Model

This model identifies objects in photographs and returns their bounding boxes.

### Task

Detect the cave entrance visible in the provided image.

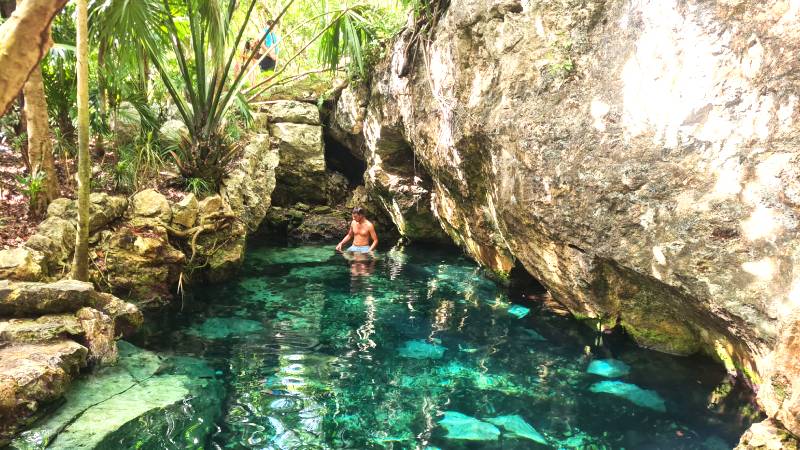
[324,133,366,186]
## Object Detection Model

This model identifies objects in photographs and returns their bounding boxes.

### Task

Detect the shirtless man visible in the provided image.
[335,207,378,253]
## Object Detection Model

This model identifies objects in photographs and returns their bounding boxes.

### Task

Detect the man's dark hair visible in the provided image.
[266,19,275,27]
[352,207,365,216]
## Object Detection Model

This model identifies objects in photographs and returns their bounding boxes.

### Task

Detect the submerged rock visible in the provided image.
[589,380,666,412]
[187,317,265,340]
[12,341,223,450]
[508,305,530,319]
[485,414,547,444]
[587,359,631,378]
[397,339,446,359]
[437,411,500,441]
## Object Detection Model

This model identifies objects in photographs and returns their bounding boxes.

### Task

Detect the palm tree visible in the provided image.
[71,0,90,281]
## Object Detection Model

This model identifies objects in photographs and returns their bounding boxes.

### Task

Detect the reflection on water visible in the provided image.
[136,243,760,449]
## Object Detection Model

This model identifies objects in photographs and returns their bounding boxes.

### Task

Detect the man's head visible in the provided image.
[352,207,365,222]
[266,19,275,29]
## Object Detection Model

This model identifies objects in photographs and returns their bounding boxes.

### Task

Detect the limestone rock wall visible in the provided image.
[344,0,800,443]
[0,132,279,307]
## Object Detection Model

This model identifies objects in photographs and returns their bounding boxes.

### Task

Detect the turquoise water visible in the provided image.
[136,243,759,449]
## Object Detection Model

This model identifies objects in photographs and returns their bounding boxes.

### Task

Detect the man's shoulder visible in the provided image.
[365,219,375,228]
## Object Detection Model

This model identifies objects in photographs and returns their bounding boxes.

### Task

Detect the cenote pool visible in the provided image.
[127,242,758,449]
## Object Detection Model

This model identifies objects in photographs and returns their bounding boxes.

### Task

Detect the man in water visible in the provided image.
[260,20,278,72]
[336,207,378,253]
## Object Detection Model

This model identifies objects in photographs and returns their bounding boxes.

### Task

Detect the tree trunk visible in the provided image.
[0,0,68,115]
[23,64,59,215]
[71,0,90,281]
[95,42,107,157]
[0,0,29,173]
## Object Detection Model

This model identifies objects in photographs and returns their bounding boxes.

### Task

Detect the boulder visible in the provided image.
[75,307,118,366]
[259,206,305,240]
[197,195,223,217]
[327,83,369,160]
[0,247,44,281]
[737,419,799,450]
[325,170,350,205]
[0,340,88,445]
[269,122,327,205]
[47,193,128,233]
[201,223,247,283]
[288,209,349,244]
[170,193,198,229]
[129,189,171,222]
[0,280,141,336]
[23,217,76,275]
[87,292,143,337]
[94,225,185,309]
[263,100,321,125]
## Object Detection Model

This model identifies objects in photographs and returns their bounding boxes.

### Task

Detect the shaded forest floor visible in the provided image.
[0,144,37,248]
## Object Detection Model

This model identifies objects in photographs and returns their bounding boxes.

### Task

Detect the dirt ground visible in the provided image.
[0,144,38,249]
[1,140,191,249]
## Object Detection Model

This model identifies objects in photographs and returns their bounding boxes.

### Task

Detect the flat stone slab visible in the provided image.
[589,380,666,412]
[12,341,223,450]
[438,411,500,441]
[485,414,547,444]
[586,359,631,378]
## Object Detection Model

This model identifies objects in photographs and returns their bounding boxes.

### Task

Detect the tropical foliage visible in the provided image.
[3,0,412,218]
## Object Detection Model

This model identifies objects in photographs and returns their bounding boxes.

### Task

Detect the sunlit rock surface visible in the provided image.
[10,341,223,450]
[0,281,141,446]
[334,0,800,442]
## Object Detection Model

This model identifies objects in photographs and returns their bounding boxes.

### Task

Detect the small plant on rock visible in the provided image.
[16,171,46,214]
[185,177,212,198]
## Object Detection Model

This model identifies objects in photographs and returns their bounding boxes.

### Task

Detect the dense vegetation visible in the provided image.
[0,0,419,276]
[1,0,411,201]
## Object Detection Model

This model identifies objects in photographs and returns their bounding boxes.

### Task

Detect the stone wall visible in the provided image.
[0,131,279,308]
[334,0,800,444]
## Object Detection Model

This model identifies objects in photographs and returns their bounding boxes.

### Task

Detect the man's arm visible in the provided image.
[368,224,378,252]
[335,223,353,251]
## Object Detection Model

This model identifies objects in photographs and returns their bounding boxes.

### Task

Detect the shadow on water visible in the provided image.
[133,240,762,450]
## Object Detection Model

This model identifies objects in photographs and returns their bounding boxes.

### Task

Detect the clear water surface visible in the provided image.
[135,242,760,449]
